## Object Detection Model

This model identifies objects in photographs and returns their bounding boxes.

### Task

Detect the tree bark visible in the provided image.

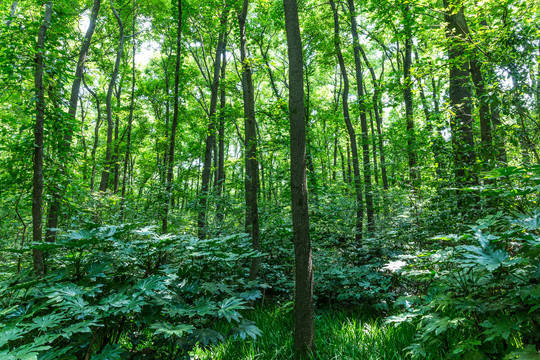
[216,38,227,223]
[330,0,364,241]
[357,41,389,191]
[45,0,101,243]
[32,1,52,278]
[198,6,229,239]
[403,4,418,187]
[444,0,478,206]
[99,0,124,192]
[162,0,183,234]
[283,0,314,356]
[121,0,137,219]
[347,0,374,233]
[82,75,102,192]
[237,0,261,279]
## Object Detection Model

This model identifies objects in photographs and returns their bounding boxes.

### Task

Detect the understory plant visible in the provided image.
[387,166,540,359]
[0,225,262,359]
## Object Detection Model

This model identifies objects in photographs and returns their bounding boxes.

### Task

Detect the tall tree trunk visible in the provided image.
[357,41,389,191]
[162,0,183,234]
[403,4,418,186]
[444,0,478,206]
[45,0,101,243]
[216,38,227,223]
[79,97,88,181]
[283,0,314,356]
[330,0,363,241]
[32,1,52,278]
[99,0,124,192]
[237,0,261,279]
[112,78,124,194]
[121,0,137,219]
[347,0,374,233]
[83,75,102,192]
[369,110,379,185]
[198,7,228,239]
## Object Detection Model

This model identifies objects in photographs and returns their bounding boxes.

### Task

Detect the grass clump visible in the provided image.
[191,304,444,360]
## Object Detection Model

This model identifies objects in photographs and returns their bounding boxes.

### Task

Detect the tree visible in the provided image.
[45,0,101,242]
[443,0,478,205]
[163,0,183,234]
[347,0,375,233]
[329,0,364,241]
[99,0,125,192]
[197,4,229,239]
[237,0,261,280]
[283,0,314,356]
[32,0,52,278]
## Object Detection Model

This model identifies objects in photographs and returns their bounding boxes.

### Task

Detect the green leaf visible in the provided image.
[28,313,66,330]
[230,320,261,340]
[191,328,224,346]
[0,327,25,347]
[91,344,126,360]
[217,297,246,322]
[150,322,195,339]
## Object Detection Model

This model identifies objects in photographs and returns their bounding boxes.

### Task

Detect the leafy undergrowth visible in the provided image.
[191,304,445,360]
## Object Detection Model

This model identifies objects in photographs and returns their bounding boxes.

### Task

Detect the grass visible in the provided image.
[190,304,443,360]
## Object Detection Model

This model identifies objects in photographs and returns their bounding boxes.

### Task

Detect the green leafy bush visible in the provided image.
[387,207,540,358]
[0,225,262,359]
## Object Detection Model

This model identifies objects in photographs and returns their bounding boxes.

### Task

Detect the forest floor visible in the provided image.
[190,304,442,360]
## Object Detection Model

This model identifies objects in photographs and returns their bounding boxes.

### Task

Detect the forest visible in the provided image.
[0,0,539,358]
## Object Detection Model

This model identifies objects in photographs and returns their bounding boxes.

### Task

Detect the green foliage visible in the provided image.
[386,168,540,358]
[0,225,262,359]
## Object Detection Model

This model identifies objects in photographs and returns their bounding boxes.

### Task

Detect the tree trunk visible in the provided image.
[347,0,374,233]
[32,1,52,278]
[237,0,261,280]
[121,0,137,219]
[198,6,228,239]
[99,0,124,192]
[83,75,102,192]
[403,4,418,187]
[216,38,227,223]
[283,0,314,357]
[444,0,478,206]
[330,0,364,241]
[357,41,389,191]
[45,0,101,243]
[163,0,183,234]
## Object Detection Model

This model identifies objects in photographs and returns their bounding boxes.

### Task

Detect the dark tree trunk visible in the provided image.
[121,0,137,219]
[32,1,52,278]
[283,0,315,357]
[444,0,478,205]
[369,110,379,185]
[348,0,374,233]
[237,0,261,279]
[99,0,124,192]
[198,7,228,239]
[403,5,418,186]
[216,38,227,223]
[83,75,102,192]
[79,97,88,181]
[112,78,124,194]
[357,41,389,191]
[163,0,183,234]
[330,0,364,241]
[45,0,101,243]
